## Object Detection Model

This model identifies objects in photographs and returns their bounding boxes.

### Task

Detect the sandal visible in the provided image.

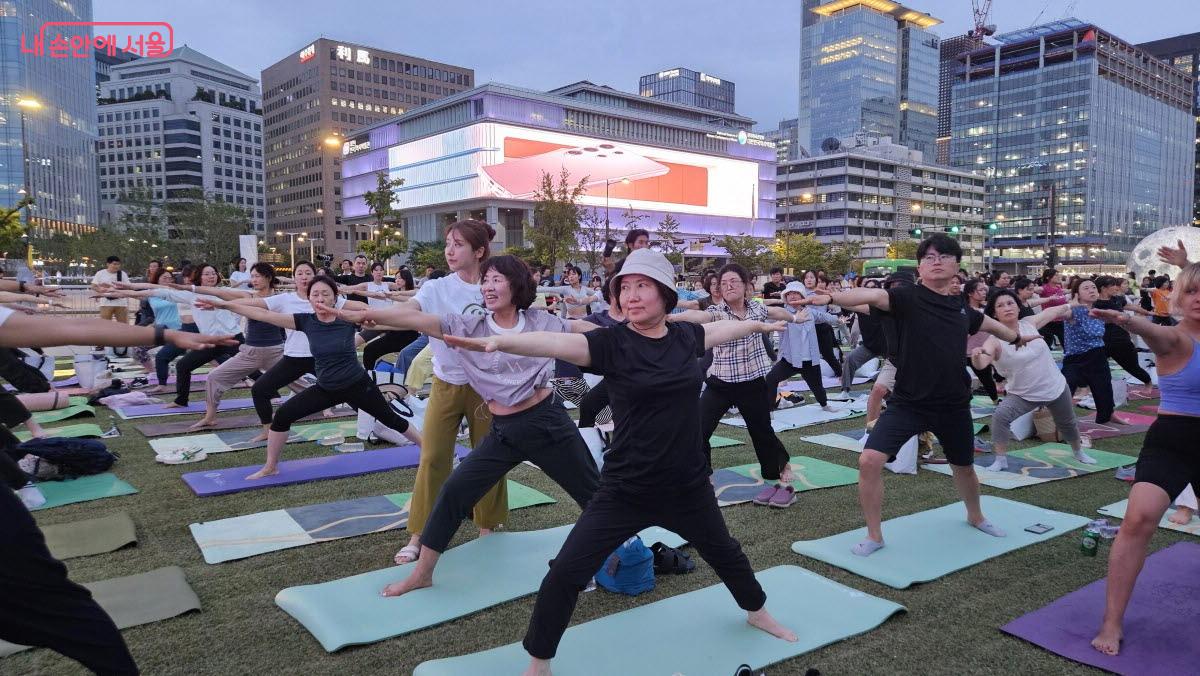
[650,542,694,575]
[394,544,421,565]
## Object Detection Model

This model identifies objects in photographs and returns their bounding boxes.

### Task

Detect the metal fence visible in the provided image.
[19,285,133,316]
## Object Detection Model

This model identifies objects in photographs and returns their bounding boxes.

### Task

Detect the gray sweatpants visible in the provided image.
[841,344,877,391]
[991,382,1081,447]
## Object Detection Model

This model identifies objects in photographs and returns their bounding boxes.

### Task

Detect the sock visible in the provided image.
[973,519,1006,537]
[985,456,1009,472]
[17,482,45,510]
[851,539,885,556]
[1074,449,1097,464]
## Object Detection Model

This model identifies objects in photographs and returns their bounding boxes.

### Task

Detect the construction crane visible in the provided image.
[971,0,996,39]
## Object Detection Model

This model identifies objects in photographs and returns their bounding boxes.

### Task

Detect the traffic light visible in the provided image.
[948,225,960,234]
[987,222,998,231]
[909,227,922,238]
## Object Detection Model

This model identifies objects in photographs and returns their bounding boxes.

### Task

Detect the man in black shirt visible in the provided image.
[762,268,786,300]
[336,254,372,303]
[804,234,1037,557]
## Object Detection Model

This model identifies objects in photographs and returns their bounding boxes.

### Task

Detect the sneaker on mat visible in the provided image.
[769,484,797,508]
[752,484,780,505]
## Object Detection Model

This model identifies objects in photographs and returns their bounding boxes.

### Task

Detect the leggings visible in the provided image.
[155,322,197,385]
[1063,347,1114,424]
[970,363,999,402]
[251,356,315,424]
[764,357,827,407]
[204,344,283,408]
[815,323,842,376]
[522,479,765,659]
[699,375,789,481]
[1106,337,1153,386]
[172,335,243,406]
[991,383,1081,447]
[1039,321,1064,350]
[841,344,877,391]
[577,379,610,428]
[422,395,598,553]
[269,373,410,433]
[360,329,419,370]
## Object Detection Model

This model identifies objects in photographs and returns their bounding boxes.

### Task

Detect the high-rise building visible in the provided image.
[1,0,100,238]
[261,39,473,260]
[765,118,804,163]
[952,20,1195,273]
[94,46,139,100]
[638,67,735,114]
[798,0,941,157]
[936,34,985,165]
[1137,31,1200,226]
[96,46,265,234]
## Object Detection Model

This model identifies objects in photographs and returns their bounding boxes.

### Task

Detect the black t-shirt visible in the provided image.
[857,310,887,355]
[886,284,984,407]
[1017,301,1036,320]
[1094,296,1132,342]
[762,281,786,299]
[336,274,372,303]
[293,313,364,389]
[584,321,708,490]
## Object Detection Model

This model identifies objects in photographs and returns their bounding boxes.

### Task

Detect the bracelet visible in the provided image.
[154,324,166,346]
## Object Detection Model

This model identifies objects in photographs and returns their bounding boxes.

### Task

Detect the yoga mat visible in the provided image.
[713,456,858,507]
[150,420,360,457]
[32,473,138,511]
[1098,499,1200,537]
[721,401,866,433]
[113,396,269,419]
[31,399,95,424]
[779,375,871,392]
[1075,412,1154,440]
[134,408,355,437]
[413,565,905,676]
[1001,542,1200,676]
[0,566,201,657]
[276,524,687,652]
[923,444,1137,490]
[791,496,1089,589]
[190,480,555,564]
[181,444,468,496]
[42,512,137,559]
[15,423,107,441]
[709,435,742,449]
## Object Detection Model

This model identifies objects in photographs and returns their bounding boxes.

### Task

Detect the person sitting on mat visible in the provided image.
[801,234,1040,557]
[444,249,797,675]
[331,255,601,594]
[196,277,421,480]
[970,289,1093,471]
[1089,260,1200,657]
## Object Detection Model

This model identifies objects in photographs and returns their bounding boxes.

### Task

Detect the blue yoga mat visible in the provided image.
[113,396,268,419]
[180,444,467,496]
[33,473,138,511]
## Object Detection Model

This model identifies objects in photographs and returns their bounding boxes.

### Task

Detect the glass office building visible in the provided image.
[639,67,735,115]
[799,0,941,157]
[951,20,1195,273]
[1138,31,1200,225]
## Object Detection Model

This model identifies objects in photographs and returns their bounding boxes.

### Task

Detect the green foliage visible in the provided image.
[527,168,586,274]
[888,239,919,260]
[655,213,683,268]
[360,224,407,267]
[824,241,862,276]
[574,206,608,275]
[502,245,540,269]
[0,196,33,257]
[363,171,406,231]
[163,189,251,267]
[715,234,772,275]
[770,232,825,275]
[408,240,446,273]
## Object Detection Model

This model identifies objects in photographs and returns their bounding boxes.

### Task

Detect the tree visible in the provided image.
[407,240,446,273]
[502,245,541,270]
[359,224,407,271]
[655,213,684,269]
[0,196,33,258]
[527,168,586,274]
[574,206,608,275]
[770,231,826,275]
[887,239,918,260]
[824,241,862,276]
[164,189,250,266]
[115,188,165,231]
[715,234,772,275]
[362,171,406,239]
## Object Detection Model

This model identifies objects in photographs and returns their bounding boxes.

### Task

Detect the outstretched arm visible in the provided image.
[332,304,442,338]
[197,298,295,330]
[702,319,787,350]
[1157,239,1191,268]
[0,280,60,297]
[180,285,255,301]
[969,337,1002,370]
[979,314,1041,348]
[668,309,714,324]
[0,314,238,350]
[443,331,591,367]
[803,288,889,312]
[1028,303,1072,330]
[1090,309,1186,357]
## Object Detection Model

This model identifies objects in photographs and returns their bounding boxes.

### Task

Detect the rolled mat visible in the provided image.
[190,480,554,564]
[791,496,1089,589]
[1098,499,1200,537]
[713,456,858,507]
[16,423,107,442]
[412,565,905,675]
[135,408,354,437]
[922,444,1137,490]
[181,444,469,496]
[1001,542,1200,676]
[0,566,200,656]
[32,473,138,511]
[113,396,273,420]
[150,420,360,456]
[275,524,686,652]
[42,512,137,559]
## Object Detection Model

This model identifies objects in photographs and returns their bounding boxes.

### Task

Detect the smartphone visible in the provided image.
[1024,523,1054,534]
[481,143,668,199]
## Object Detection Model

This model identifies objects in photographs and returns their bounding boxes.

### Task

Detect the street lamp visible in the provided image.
[604,177,632,243]
[276,230,301,271]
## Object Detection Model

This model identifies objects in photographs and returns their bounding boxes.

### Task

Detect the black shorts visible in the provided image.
[1134,415,1200,501]
[865,401,975,466]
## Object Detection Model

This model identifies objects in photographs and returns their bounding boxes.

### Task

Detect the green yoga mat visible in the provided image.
[922,444,1137,489]
[792,496,1089,589]
[32,473,138,511]
[709,435,742,448]
[0,566,200,656]
[31,397,94,424]
[16,423,107,442]
[714,456,858,506]
[276,524,687,652]
[42,512,137,559]
[1098,499,1200,537]
[413,565,905,675]
[149,420,361,457]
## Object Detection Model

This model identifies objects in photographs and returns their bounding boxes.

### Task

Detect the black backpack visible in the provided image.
[18,438,117,480]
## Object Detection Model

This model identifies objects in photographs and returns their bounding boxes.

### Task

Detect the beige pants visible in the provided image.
[98,306,128,323]
[204,344,284,408]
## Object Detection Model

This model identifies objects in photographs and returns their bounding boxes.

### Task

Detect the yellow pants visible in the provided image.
[406,376,507,535]
[404,345,434,392]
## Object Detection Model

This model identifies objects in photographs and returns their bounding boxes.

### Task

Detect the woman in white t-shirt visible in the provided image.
[229,258,252,289]
[393,220,508,564]
[342,263,421,370]
[970,289,1093,472]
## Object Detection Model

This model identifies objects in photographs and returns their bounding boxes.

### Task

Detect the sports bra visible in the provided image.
[1159,339,1200,416]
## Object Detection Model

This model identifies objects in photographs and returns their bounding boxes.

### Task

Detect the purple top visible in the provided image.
[441,309,570,407]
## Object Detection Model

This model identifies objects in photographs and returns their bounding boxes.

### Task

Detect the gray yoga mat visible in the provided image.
[42,512,137,560]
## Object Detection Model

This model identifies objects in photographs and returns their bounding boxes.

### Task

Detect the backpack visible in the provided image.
[17,438,117,481]
[594,536,655,596]
[0,348,51,393]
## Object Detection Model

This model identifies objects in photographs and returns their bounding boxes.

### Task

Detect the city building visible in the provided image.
[1137,31,1200,225]
[638,67,735,114]
[96,46,265,234]
[764,118,804,163]
[951,19,1195,273]
[798,0,941,158]
[94,46,139,100]
[261,39,473,260]
[0,0,100,238]
[776,136,986,266]
[339,81,776,269]
[936,33,986,165]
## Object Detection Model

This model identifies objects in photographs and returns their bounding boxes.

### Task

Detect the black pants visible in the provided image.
[155,322,197,386]
[172,335,243,406]
[522,480,766,659]
[1106,338,1153,386]
[970,363,999,402]
[270,373,409,433]
[0,349,50,393]
[699,376,789,481]
[360,329,419,370]
[251,356,315,424]
[764,357,826,407]
[422,396,598,553]
[0,487,139,675]
[815,323,842,376]
[577,379,609,428]
[1063,347,1114,424]
[1039,321,1064,350]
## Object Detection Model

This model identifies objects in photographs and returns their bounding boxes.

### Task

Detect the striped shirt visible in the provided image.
[705,300,772,382]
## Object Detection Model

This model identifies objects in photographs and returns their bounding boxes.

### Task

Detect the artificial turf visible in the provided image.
[6,377,1186,676]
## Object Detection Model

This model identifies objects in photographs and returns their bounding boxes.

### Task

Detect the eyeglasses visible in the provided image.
[920,254,957,264]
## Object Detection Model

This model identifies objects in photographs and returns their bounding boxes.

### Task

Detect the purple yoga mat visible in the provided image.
[135,409,354,438]
[1002,541,1200,675]
[181,444,470,496]
[116,396,264,419]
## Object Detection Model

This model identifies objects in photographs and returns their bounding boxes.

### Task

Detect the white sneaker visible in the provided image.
[17,483,45,509]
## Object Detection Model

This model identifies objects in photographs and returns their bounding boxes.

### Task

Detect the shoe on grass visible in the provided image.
[769,485,797,508]
[752,484,780,505]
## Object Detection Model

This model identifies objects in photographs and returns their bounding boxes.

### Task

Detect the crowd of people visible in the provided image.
[0,221,1196,675]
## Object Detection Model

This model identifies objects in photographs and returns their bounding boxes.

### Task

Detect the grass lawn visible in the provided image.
[7,378,1186,676]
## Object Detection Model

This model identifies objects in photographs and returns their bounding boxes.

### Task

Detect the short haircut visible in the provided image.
[106,255,121,264]
[481,255,536,310]
[769,267,783,276]
[191,264,222,286]
[355,254,367,261]
[250,262,279,288]
[963,278,986,298]
[371,262,385,272]
[307,276,339,298]
[1172,263,1199,314]
[1096,275,1121,290]
[916,233,963,262]
[717,263,752,289]
[625,228,650,246]
[984,289,1021,319]
[293,260,316,275]
[1013,278,1033,292]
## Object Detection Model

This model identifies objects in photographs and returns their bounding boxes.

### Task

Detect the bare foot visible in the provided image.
[163,402,184,409]
[780,466,796,484]
[746,608,798,642]
[522,657,552,676]
[381,573,433,597]
[479,528,494,538]
[245,467,278,480]
[1168,506,1195,525]
[1091,623,1122,656]
[188,418,216,431]
[146,385,173,394]
[248,429,269,444]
